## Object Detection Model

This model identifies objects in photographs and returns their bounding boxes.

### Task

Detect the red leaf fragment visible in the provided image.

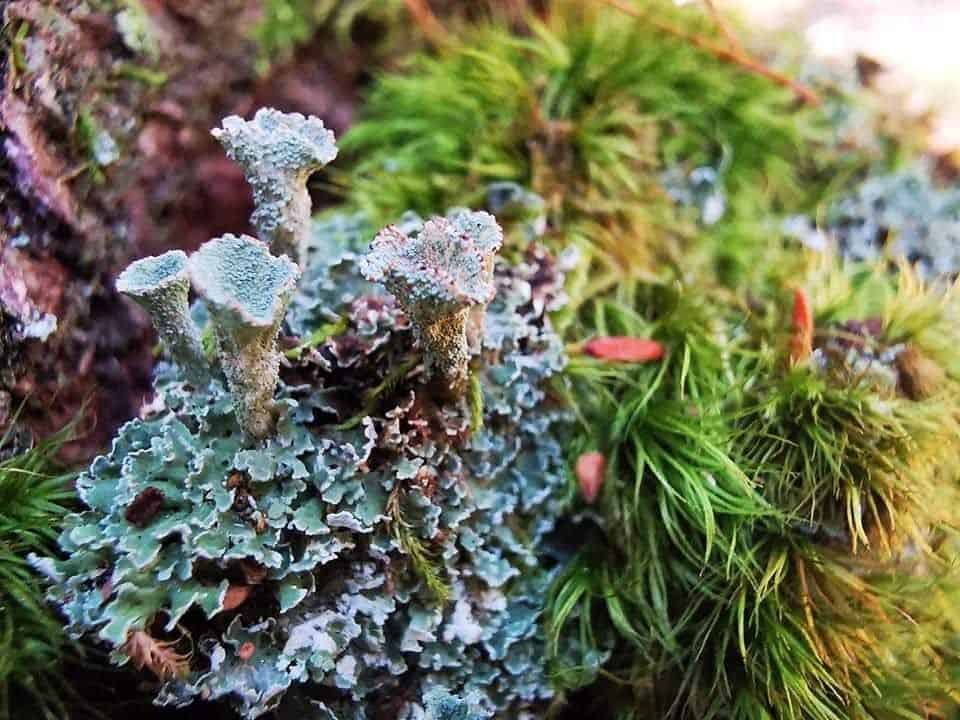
[125,487,165,527]
[789,288,814,364]
[576,452,606,504]
[222,584,251,611]
[583,337,665,363]
[238,641,256,662]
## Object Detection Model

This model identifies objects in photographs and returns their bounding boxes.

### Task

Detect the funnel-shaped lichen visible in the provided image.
[212,108,338,265]
[116,250,208,384]
[189,234,299,438]
[360,210,502,396]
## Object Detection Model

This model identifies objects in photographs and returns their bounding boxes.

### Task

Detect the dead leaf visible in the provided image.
[222,584,251,611]
[896,345,944,400]
[583,337,664,363]
[123,629,190,680]
[237,641,256,662]
[124,487,165,527]
[238,560,268,585]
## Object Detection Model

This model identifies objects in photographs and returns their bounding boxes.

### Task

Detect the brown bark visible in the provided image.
[0,0,361,461]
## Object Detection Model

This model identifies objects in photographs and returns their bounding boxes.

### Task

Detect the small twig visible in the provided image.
[703,0,744,55]
[403,0,449,48]
[603,0,821,107]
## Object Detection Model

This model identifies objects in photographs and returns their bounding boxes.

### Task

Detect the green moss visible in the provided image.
[342,1,842,257]
[0,423,75,719]
[545,255,960,719]
[251,0,405,74]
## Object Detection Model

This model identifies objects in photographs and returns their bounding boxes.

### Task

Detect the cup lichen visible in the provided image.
[39,106,578,719]
[116,250,208,384]
[360,210,503,396]
[212,108,338,266]
[189,234,300,439]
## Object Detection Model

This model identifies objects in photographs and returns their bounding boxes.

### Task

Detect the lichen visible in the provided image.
[784,163,960,277]
[212,108,338,265]
[41,177,573,717]
[359,211,503,396]
[189,234,300,439]
[116,250,208,384]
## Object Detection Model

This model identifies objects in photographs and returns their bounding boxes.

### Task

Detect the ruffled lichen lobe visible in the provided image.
[360,210,502,396]
[189,234,299,439]
[116,250,208,384]
[212,108,338,265]
[42,193,572,719]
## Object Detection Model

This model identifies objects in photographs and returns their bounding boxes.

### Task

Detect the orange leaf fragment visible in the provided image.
[123,629,190,680]
[576,452,606,504]
[583,337,665,363]
[222,584,251,611]
[789,288,814,364]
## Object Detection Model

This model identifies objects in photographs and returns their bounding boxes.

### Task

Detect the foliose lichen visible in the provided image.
[785,163,960,277]
[359,211,503,397]
[212,108,338,265]
[39,109,575,719]
[116,250,208,385]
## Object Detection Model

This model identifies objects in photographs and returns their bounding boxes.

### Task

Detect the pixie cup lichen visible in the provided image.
[189,234,299,439]
[116,250,208,384]
[212,108,337,265]
[360,210,503,396]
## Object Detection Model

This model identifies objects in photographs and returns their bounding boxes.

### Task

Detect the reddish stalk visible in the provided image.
[603,0,821,107]
[703,0,745,55]
[404,0,449,47]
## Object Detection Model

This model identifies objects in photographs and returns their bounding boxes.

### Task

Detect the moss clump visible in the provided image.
[330,5,960,717]
[546,260,960,720]
[0,423,74,719]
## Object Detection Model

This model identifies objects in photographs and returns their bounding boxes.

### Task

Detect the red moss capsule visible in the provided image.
[583,337,664,363]
[789,287,814,364]
[576,452,606,504]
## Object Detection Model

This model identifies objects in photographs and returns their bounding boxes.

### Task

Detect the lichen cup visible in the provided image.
[116,250,208,384]
[360,210,502,397]
[189,234,300,439]
[212,108,337,266]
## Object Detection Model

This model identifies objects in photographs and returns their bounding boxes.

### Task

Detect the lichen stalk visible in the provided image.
[419,308,472,395]
[212,108,338,265]
[116,250,208,384]
[189,234,299,439]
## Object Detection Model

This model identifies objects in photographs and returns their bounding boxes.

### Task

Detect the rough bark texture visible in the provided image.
[0,0,362,461]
